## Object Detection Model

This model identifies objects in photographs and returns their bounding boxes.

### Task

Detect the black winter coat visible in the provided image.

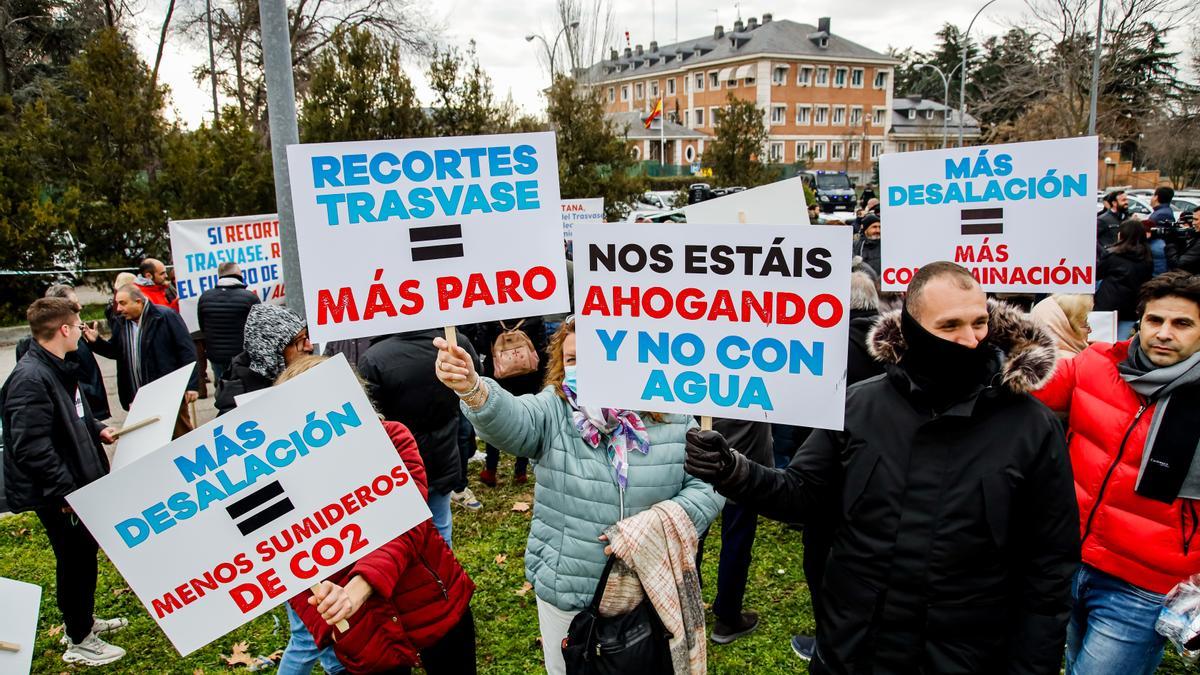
[2,342,110,512]
[197,277,260,365]
[1095,248,1154,320]
[854,237,882,277]
[1171,236,1200,274]
[91,302,198,410]
[1096,209,1126,249]
[847,309,884,385]
[357,330,481,495]
[214,351,274,416]
[16,336,110,420]
[716,302,1079,675]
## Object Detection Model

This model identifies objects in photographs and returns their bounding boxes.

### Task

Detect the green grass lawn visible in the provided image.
[0,462,1193,673]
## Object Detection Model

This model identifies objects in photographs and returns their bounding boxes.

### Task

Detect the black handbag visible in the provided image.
[562,556,674,674]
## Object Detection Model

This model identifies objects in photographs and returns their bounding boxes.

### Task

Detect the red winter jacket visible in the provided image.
[134,282,180,313]
[289,421,474,673]
[1035,340,1200,594]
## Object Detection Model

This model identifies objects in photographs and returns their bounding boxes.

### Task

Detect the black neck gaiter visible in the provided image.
[898,306,995,407]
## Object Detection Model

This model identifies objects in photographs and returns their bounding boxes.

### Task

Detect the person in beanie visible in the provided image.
[2,298,128,665]
[685,262,1079,673]
[196,262,260,386]
[214,304,312,416]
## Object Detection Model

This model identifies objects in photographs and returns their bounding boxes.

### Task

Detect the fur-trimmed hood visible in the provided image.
[866,299,1058,394]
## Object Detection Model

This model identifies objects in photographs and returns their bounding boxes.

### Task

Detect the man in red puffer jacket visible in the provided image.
[290,420,476,674]
[1036,271,1200,675]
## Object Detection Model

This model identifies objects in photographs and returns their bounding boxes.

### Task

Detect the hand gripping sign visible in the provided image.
[573,222,851,429]
[879,136,1098,293]
[66,355,431,655]
[286,132,571,343]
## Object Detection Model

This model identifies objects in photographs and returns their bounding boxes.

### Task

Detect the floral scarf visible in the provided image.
[562,382,650,489]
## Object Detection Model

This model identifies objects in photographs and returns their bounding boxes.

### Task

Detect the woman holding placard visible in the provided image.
[434,317,723,675]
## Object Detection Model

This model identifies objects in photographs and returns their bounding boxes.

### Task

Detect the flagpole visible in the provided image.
[660,99,665,170]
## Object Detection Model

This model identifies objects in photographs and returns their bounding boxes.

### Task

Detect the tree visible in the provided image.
[427,42,507,137]
[158,111,276,220]
[545,75,643,220]
[703,93,769,186]
[0,0,111,101]
[299,27,429,143]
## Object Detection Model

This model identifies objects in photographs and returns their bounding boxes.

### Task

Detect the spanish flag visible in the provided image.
[644,98,663,129]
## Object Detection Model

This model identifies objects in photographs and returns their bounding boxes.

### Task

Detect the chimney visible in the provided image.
[906,93,922,102]
[762,13,773,23]
[733,19,744,32]
[635,44,644,56]
[650,41,658,52]
[714,24,724,39]
[747,17,758,30]
[624,47,632,58]
[610,48,619,61]
[818,17,831,34]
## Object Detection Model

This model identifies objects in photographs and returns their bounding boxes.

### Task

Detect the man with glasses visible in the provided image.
[2,298,128,665]
[214,304,313,416]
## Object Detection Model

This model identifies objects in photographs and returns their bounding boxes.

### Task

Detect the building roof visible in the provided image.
[890,96,981,137]
[583,16,898,84]
[609,112,708,140]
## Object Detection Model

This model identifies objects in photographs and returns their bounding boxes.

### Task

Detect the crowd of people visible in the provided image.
[3,188,1200,675]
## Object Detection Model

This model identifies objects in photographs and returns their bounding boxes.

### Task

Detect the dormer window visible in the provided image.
[907,109,916,120]
[925,109,935,120]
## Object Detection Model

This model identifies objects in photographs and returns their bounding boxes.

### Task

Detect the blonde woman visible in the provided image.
[434,318,722,675]
[1031,294,1094,360]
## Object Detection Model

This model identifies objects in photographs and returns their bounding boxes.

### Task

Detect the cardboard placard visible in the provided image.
[682,176,811,226]
[110,364,194,471]
[573,222,851,428]
[67,355,431,655]
[0,577,41,675]
[1088,310,1119,343]
[560,198,604,244]
[285,132,570,343]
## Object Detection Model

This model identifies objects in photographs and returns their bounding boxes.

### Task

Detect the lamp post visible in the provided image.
[525,21,580,79]
[958,0,999,147]
[914,62,962,149]
[1087,0,1103,136]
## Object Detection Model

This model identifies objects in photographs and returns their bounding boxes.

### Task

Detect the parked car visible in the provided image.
[801,170,855,213]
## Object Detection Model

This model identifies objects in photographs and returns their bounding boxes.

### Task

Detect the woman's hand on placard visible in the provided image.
[433,336,477,395]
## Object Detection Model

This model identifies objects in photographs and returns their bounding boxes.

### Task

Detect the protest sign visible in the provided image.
[67,355,431,655]
[573,222,851,429]
[1088,310,1119,343]
[561,198,604,245]
[169,215,285,333]
[110,364,194,471]
[0,577,41,675]
[286,132,571,343]
[879,136,1097,293]
[682,176,810,226]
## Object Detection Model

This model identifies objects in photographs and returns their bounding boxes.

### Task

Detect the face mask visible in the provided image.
[563,365,578,392]
[899,306,995,402]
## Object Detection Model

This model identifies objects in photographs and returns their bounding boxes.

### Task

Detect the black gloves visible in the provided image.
[685,428,749,488]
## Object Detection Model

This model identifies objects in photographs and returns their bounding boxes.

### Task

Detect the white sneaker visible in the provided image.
[451,488,483,510]
[468,450,486,464]
[63,633,126,666]
[91,616,128,635]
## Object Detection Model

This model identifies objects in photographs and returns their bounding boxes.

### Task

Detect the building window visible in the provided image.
[815,105,829,125]
[874,70,888,89]
[898,141,908,152]
[711,107,723,126]
[812,142,827,160]
[796,141,810,159]
[770,105,786,125]
[907,109,916,120]
[685,145,696,162]
[849,143,861,160]
[667,78,676,95]
[607,87,615,103]
[695,108,705,126]
[650,81,659,97]
[832,106,846,125]
[772,66,787,85]
[769,142,783,162]
[632,145,641,160]
[851,68,864,88]
[870,142,883,159]
[726,72,737,87]
[925,109,935,120]
[816,66,829,86]
[635,82,644,99]
[621,85,629,101]
[694,72,705,91]
[872,107,886,126]
[850,106,863,126]
[834,67,848,87]
[831,142,843,160]
[743,74,756,86]
[709,71,720,88]
[796,105,811,125]
[914,143,925,151]
[798,65,813,86]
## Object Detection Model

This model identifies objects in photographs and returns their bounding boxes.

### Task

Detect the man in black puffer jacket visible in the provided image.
[197,262,260,386]
[358,329,480,549]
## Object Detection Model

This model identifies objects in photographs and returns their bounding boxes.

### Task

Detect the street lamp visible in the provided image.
[525,21,580,79]
[914,62,962,149]
[958,0,1000,147]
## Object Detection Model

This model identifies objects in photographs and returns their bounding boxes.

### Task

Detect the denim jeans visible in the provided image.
[1066,564,1166,675]
[278,603,344,675]
[428,490,453,549]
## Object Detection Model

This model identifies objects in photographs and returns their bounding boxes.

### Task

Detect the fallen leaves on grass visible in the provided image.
[515,582,533,596]
[494,554,507,565]
[511,502,530,513]
[112,586,131,598]
[223,641,254,667]
[46,625,63,637]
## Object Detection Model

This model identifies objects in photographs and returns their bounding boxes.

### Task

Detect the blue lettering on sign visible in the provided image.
[886,147,1088,207]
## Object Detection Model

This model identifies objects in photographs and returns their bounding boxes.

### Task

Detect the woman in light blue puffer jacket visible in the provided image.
[434,317,723,674]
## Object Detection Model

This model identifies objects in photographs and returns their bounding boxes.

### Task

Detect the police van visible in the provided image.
[801,170,855,213]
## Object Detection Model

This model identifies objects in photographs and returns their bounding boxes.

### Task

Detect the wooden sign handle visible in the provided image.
[110,415,161,439]
[310,584,350,632]
[0,640,20,653]
[444,325,457,347]
[700,416,712,431]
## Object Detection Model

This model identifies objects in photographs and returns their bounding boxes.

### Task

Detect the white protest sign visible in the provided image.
[0,578,41,675]
[1088,310,1119,343]
[110,364,194,472]
[880,136,1097,293]
[560,198,604,244]
[573,222,851,428]
[67,355,430,655]
[682,176,811,226]
[169,215,285,333]
[286,132,570,343]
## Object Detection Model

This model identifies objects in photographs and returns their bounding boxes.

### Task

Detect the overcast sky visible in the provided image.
[134,0,1195,128]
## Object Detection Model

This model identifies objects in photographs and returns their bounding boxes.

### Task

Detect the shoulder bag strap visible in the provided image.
[589,555,619,610]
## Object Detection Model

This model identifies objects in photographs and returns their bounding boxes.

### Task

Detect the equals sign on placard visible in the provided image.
[410,224,464,262]
[226,480,294,536]
[960,207,1004,235]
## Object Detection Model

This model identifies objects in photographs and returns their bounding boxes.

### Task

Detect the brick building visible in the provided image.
[582,15,900,183]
